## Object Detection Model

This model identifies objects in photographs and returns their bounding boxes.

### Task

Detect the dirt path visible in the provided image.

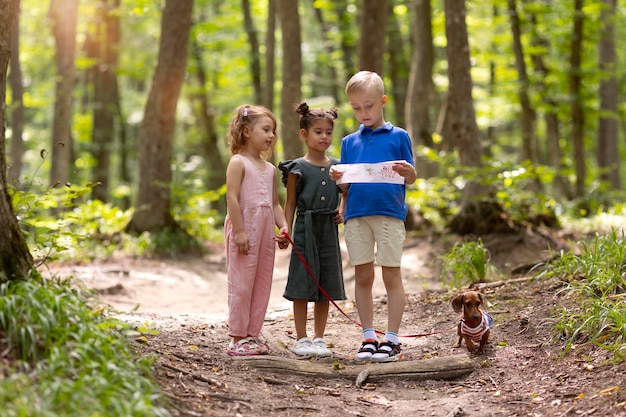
[43,234,626,416]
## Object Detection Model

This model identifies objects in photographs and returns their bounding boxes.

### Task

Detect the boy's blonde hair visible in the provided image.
[228,104,277,157]
[345,71,385,97]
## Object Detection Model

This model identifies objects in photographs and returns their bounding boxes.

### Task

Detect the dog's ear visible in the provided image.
[452,294,464,313]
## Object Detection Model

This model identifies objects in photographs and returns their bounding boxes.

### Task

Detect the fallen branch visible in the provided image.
[235,354,473,382]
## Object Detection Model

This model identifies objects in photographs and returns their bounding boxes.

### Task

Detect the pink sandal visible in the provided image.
[226,337,266,356]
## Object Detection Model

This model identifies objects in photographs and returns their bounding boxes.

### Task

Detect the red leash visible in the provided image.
[281,232,455,338]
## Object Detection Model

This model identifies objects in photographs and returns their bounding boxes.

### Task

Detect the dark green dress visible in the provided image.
[278,158,346,302]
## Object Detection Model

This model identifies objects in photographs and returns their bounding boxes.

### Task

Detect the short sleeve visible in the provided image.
[278,159,302,187]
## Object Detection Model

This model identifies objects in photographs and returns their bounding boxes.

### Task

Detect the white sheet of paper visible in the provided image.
[335,160,406,185]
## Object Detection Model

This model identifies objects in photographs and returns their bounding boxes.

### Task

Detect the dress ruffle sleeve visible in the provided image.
[278,159,303,190]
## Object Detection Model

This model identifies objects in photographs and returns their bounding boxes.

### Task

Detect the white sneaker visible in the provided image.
[312,338,332,357]
[291,337,317,357]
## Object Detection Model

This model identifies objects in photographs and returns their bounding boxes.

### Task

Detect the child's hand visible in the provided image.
[329,166,343,182]
[274,227,289,250]
[334,210,344,225]
[393,161,417,184]
[234,231,249,255]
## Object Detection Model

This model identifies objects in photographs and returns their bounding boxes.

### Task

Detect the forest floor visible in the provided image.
[45,228,626,417]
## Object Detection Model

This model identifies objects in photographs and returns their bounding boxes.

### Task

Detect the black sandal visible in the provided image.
[355,339,378,361]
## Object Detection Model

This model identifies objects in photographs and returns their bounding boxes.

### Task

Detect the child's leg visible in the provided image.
[381,266,406,334]
[293,299,309,340]
[313,300,329,339]
[354,262,376,330]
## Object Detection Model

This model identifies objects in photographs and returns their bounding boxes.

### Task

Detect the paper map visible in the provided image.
[335,160,406,185]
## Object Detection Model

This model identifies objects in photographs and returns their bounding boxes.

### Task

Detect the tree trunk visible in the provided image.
[91,0,121,203]
[126,0,194,233]
[444,0,512,235]
[597,0,619,189]
[386,1,408,128]
[358,0,387,74]
[48,0,78,189]
[276,0,302,160]
[263,0,276,112]
[0,0,34,281]
[507,0,537,163]
[7,0,24,187]
[242,0,262,105]
[570,0,585,198]
[406,0,438,178]
[526,2,570,198]
[189,36,226,214]
[333,0,356,77]
[312,1,341,105]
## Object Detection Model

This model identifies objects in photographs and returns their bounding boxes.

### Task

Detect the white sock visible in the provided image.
[385,331,399,344]
[362,328,377,341]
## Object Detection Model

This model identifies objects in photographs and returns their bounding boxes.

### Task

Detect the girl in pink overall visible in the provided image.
[224,105,288,356]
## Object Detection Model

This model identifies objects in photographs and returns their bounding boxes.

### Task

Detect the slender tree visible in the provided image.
[405,0,438,177]
[0,0,34,281]
[597,0,619,189]
[189,34,226,213]
[48,0,79,189]
[126,0,194,234]
[444,0,511,234]
[242,0,262,104]
[276,0,302,160]
[8,0,24,187]
[90,0,121,203]
[526,1,569,198]
[570,0,585,198]
[386,1,409,128]
[507,0,537,163]
[311,1,341,105]
[263,0,276,112]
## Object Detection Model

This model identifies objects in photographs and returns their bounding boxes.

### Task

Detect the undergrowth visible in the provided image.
[535,229,626,363]
[0,277,170,417]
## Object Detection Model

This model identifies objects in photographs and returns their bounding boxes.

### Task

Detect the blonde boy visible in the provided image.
[330,71,416,362]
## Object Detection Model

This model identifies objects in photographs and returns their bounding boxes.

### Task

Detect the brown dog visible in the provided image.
[452,291,493,354]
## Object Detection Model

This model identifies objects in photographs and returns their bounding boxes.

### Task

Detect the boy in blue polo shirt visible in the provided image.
[330,71,416,362]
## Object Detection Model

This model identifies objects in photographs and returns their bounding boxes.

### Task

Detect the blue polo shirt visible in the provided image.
[340,122,414,222]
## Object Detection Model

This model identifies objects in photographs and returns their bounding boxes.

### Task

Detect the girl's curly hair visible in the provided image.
[228,104,277,156]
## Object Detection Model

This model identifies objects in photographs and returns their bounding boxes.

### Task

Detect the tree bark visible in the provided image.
[189,36,226,214]
[7,0,24,187]
[126,0,194,233]
[242,0,262,105]
[263,0,276,112]
[91,0,121,203]
[239,354,474,382]
[406,0,438,178]
[333,0,356,77]
[570,0,586,198]
[358,0,387,74]
[48,0,78,189]
[0,0,34,281]
[444,0,512,235]
[312,1,341,105]
[597,0,619,189]
[526,2,569,198]
[507,0,537,163]
[276,0,302,160]
[386,1,408,128]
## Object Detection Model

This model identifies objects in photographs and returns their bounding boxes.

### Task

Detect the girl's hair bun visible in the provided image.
[296,102,310,116]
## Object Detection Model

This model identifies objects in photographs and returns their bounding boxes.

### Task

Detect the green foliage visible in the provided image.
[537,230,626,363]
[439,238,499,288]
[0,278,170,416]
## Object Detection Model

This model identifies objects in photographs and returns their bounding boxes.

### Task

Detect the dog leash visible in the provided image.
[281,231,456,338]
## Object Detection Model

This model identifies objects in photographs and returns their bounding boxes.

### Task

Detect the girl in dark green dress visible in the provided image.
[279,102,346,358]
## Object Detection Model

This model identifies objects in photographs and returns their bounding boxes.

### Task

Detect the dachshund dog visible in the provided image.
[452,291,494,354]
